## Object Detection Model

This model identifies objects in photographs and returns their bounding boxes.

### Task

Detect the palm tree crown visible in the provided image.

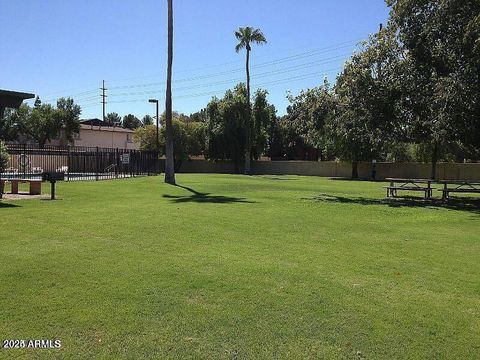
[235,27,267,53]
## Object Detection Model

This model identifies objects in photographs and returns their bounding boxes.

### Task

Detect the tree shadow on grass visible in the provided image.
[0,201,21,208]
[261,176,299,181]
[328,177,380,182]
[163,184,255,204]
[307,193,480,215]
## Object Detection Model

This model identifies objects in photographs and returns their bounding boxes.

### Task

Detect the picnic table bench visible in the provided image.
[384,178,434,199]
[0,178,42,196]
[438,180,480,200]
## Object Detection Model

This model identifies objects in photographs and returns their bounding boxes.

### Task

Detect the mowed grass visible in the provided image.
[0,174,479,359]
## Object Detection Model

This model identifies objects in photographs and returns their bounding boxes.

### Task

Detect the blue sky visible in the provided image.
[1,0,389,120]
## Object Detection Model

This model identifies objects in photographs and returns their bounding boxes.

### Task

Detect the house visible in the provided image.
[50,119,138,150]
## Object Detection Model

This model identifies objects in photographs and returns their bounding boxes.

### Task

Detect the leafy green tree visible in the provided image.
[252,89,276,159]
[284,79,337,160]
[331,28,404,177]
[386,0,480,177]
[2,98,81,147]
[203,84,274,171]
[189,109,208,123]
[163,120,205,171]
[56,97,81,143]
[159,111,190,126]
[0,108,21,141]
[0,141,9,174]
[235,26,267,174]
[267,115,289,160]
[105,112,122,126]
[122,114,142,130]
[142,115,154,127]
[134,125,158,152]
[135,120,205,171]
[15,102,60,148]
[205,84,248,173]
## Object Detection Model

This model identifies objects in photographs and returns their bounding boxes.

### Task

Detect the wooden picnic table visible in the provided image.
[384,178,434,199]
[0,178,42,196]
[438,180,480,200]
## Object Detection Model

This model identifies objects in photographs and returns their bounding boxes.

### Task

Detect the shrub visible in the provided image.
[0,141,9,173]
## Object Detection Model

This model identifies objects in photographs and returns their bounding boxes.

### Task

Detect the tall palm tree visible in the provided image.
[164,0,175,184]
[235,27,267,174]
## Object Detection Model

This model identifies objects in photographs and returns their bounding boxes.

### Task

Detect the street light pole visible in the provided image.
[148,99,160,152]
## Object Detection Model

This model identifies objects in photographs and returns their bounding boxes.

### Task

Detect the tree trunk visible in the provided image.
[351,160,359,179]
[431,142,438,180]
[244,46,251,175]
[164,0,176,185]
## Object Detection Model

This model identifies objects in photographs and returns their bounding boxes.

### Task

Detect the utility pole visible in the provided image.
[101,80,107,121]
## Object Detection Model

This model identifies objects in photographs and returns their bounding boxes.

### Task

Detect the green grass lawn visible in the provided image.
[0,174,479,359]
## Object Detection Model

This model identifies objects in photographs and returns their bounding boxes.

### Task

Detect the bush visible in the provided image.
[0,141,9,173]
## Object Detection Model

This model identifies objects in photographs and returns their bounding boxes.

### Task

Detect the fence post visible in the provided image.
[23,143,27,179]
[116,148,119,179]
[67,146,71,181]
[147,152,150,176]
[95,147,99,181]
[129,150,136,177]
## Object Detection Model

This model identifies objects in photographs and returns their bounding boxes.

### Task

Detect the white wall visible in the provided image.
[73,128,138,150]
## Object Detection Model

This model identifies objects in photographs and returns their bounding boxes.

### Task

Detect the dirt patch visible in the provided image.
[1,193,50,201]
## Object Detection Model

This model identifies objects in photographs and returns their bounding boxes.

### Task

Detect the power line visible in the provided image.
[41,85,99,98]
[108,42,358,91]
[105,67,341,104]
[106,38,362,85]
[38,38,362,103]
[42,89,98,104]
[108,53,350,98]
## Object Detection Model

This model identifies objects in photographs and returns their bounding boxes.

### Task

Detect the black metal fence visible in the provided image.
[1,143,160,181]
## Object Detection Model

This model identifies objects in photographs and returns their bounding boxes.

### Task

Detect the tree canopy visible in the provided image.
[105,112,122,126]
[1,97,81,148]
[202,83,275,173]
[122,114,142,130]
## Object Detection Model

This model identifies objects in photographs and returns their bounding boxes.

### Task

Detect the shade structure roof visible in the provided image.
[0,89,35,109]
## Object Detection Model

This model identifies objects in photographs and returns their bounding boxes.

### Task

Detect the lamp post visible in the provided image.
[148,99,160,151]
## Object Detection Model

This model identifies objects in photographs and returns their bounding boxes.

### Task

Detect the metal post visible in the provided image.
[23,143,27,179]
[149,99,160,153]
[51,181,56,200]
[95,146,99,181]
[116,148,119,178]
[156,101,159,152]
[67,147,70,181]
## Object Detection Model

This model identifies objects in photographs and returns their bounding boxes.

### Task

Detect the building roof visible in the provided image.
[0,89,35,109]
[80,118,108,126]
[80,124,135,133]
